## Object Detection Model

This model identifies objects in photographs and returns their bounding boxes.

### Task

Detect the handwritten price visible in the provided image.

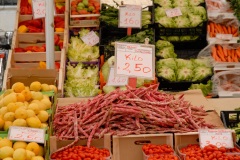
[81,31,99,46]
[32,0,46,19]
[121,63,151,74]
[119,5,141,28]
[216,34,233,40]
[166,8,182,18]
[35,8,46,16]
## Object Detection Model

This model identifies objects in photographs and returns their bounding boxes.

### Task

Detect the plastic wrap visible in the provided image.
[212,70,240,97]
[206,0,233,18]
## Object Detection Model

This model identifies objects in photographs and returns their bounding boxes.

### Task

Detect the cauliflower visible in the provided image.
[157,67,176,82]
[177,67,193,81]
[174,16,191,28]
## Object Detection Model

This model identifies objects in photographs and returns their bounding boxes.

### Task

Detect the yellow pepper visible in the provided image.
[18,25,28,33]
[55,28,64,32]
[39,61,46,69]
[28,0,32,5]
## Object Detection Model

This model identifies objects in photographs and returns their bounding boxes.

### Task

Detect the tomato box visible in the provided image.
[112,133,173,160]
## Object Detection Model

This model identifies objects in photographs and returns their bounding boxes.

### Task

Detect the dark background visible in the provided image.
[0,0,17,5]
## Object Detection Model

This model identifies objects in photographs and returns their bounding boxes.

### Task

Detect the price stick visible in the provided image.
[8,126,45,144]
[199,129,234,148]
[216,34,233,41]
[32,0,46,19]
[166,7,182,18]
[119,4,142,28]
[81,31,99,46]
[106,68,128,86]
[115,42,155,80]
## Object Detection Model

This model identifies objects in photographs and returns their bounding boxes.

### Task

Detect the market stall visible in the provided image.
[0,0,239,159]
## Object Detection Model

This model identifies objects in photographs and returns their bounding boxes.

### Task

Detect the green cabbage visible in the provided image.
[192,66,212,82]
[176,58,193,69]
[157,17,177,28]
[154,0,173,7]
[174,16,191,28]
[180,7,193,16]
[156,46,177,58]
[192,58,211,67]
[156,58,177,70]
[192,6,207,21]
[157,67,176,81]
[155,7,168,20]
[172,0,189,7]
[188,13,202,27]
[177,67,193,81]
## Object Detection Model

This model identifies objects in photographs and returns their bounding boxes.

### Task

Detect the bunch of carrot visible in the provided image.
[212,44,240,62]
[208,21,239,37]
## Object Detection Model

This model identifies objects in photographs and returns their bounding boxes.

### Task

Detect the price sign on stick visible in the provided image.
[81,31,99,46]
[119,5,142,28]
[107,68,128,86]
[115,42,155,79]
[8,126,45,144]
[199,129,234,148]
[32,0,46,19]
[166,8,182,17]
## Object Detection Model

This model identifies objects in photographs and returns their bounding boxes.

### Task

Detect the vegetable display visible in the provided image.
[64,62,100,97]
[54,84,214,147]
[211,44,240,62]
[100,3,152,28]
[208,21,239,38]
[154,0,205,7]
[67,28,100,62]
[70,0,100,15]
[155,6,207,28]
[51,146,110,160]
[179,144,240,159]
[143,144,174,155]
[155,40,177,58]
[156,58,212,82]
[189,80,213,96]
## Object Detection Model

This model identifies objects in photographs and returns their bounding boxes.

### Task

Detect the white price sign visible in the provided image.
[199,129,234,148]
[115,42,155,79]
[119,5,142,28]
[8,126,45,144]
[166,7,182,17]
[216,34,233,41]
[107,68,128,86]
[81,31,99,46]
[32,0,46,19]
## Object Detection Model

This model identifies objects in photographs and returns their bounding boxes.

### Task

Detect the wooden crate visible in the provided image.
[112,133,173,160]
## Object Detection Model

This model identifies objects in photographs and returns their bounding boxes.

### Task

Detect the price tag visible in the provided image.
[8,126,45,144]
[119,5,142,28]
[166,8,182,18]
[216,34,233,41]
[199,129,234,148]
[115,42,155,79]
[32,0,46,19]
[81,31,99,46]
[107,68,128,86]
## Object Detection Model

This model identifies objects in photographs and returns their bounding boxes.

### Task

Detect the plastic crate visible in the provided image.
[220,111,240,129]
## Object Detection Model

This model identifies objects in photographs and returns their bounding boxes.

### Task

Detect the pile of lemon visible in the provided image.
[0,138,44,160]
[0,81,56,131]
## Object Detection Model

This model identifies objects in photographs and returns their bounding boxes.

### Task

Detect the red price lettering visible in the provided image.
[125,12,135,16]
[35,9,45,16]
[124,18,139,25]
[135,64,151,73]
[215,142,227,147]
[123,63,130,73]
[13,133,23,139]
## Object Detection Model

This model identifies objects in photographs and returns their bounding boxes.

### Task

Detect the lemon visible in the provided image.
[13,148,26,160]
[26,142,40,155]
[40,99,51,110]
[21,89,32,102]
[0,107,8,115]
[26,150,35,160]
[0,146,14,159]
[15,108,28,119]
[31,156,44,160]
[16,93,25,102]
[30,82,41,92]
[3,112,15,122]
[7,103,19,112]
[31,100,47,111]
[15,102,25,108]
[41,84,50,92]
[37,145,44,156]
[0,118,5,129]
[28,103,40,115]
[49,85,57,93]
[31,92,43,101]
[18,25,28,33]
[11,82,25,93]
[3,157,13,160]
[12,119,27,127]
[13,141,27,150]
[3,93,17,106]
[26,110,36,118]
[3,121,12,131]
[0,139,12,148]
[37,111,48,123]
[26,117,41,128]
[40,123,48,129]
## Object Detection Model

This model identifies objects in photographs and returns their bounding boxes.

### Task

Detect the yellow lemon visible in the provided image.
[7,103,19,112]
[11,82,25,93]
[37,111,48,123]
[0,146,14,159]
[26,117,41,128]
[0,107,8,115]
[37,145,44,156]
[40,99,51,110]
[16,93,25,102]
[29,82,41,92]
[26,142,40,155]
[40,84,50,92]
[13,148,26,160]
[27,103,40,115]
[3,112,15,122]
[13,141,28,150]
[21,89,32,102]
[0,139,12,148]
[12,119,27,127]
[31,156,44,160]
[3,121,12,131]
[26,110,36,118]
[15,108,28,119]
[26,150,35,160]
[31,92,43,101]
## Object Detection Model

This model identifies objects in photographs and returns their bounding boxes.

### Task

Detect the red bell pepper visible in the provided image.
[27,26,42,33]
[54,34,60,45]
[14,48,26,52]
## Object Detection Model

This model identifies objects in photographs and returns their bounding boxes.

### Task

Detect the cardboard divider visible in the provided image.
[112,133,173,160]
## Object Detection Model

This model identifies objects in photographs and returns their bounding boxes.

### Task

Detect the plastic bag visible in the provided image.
[206,0,233,13]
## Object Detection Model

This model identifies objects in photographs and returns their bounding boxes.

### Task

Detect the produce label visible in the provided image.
[216,34,233,41]
[166,8,182,18]
[119,5,142,28]
[32,0,46,19]
[81,31,99,46]
[199,129,234,148]
[8,126,45,144]
[115,42,155,79]
[107,67,128,86]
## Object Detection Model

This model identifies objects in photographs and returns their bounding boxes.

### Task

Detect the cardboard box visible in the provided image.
[112,133,173,160]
